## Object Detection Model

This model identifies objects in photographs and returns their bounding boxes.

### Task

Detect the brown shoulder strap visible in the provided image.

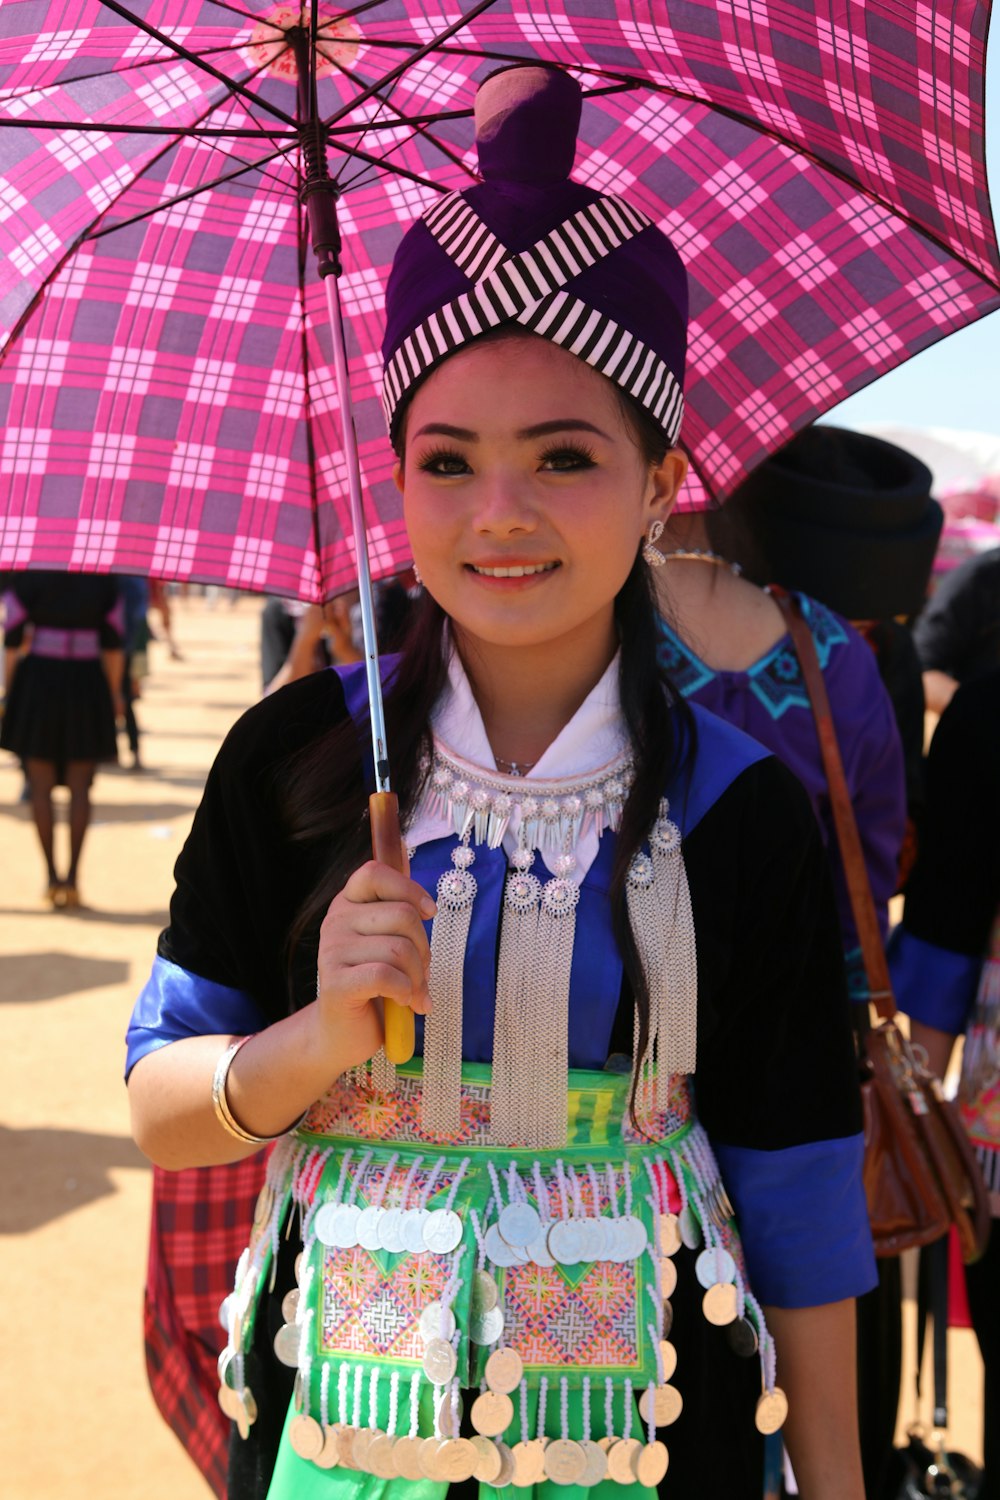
[770,587,896,1020]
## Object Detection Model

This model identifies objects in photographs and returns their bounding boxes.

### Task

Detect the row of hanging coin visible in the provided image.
[466,1195,670,1487]
[478,1157,650,1271]
[659,1132,789,1436]
[421,750,634,851]
[311,1147,468,1256]
[217,1135,300,1437]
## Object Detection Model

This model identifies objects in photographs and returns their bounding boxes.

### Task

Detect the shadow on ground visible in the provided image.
[0,1124,148,1232]
[0,907,169,928]
[0,951,130,1003]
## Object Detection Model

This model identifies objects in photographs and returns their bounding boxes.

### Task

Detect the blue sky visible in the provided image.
[824,29,999,434]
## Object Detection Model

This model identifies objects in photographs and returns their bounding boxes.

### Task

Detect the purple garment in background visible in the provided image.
[656,592,906,1000]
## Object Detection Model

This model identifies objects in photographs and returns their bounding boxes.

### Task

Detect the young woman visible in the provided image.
[127,66,873,1500]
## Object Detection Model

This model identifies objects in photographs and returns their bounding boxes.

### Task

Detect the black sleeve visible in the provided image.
[157,669,355,1020]
[683,755,862,1151]
[912,554,992,678]
[902,670,1000,956]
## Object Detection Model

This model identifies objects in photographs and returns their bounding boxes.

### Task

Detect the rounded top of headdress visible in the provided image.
[474,65,582,185]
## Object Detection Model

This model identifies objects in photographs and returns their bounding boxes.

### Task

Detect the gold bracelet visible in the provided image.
[211,1036,306,1145]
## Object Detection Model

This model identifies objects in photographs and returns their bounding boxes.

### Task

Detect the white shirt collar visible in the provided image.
[406,643,629,878]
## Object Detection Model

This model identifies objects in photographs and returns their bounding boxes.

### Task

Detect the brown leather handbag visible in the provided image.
[772,589,990,1262]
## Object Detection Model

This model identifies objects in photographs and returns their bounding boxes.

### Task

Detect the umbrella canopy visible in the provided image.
[1,0,998,601]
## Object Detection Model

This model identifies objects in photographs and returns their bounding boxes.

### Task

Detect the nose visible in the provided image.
[472,469,538,537]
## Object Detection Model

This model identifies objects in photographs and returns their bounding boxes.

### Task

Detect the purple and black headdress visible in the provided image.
[382,66,689,446]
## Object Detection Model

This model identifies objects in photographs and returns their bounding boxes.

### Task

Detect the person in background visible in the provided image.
[118,574,151,771]
[654,423,940,1500]
[1,570,124,908]
[890,668,1000,1500]
[913,545,1000,714]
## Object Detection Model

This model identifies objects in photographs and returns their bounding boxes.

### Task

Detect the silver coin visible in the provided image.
[579,1438,609,1484]
[435,1387,464,1438]
[419,1300,458,1342]
[392,1434,425,1480]
[511,1438,547,1485]
[494,1440,516,1488]
[499,1201,542,1248]
[253,1183,275,1228]
[272,1322,301,1367]
[607,1436,641,1485]
[472,1268,500,1313]
[327,1201,361,1249]
[659,1256,678,1299]
[755,1388,789,1436]
[470,1389,514,1438]
[423,1207,463,1254]
[401,1207,431,1254]
[294,1252,304,1282]
[418,1436,445,1478]
[367,1433,398,1478]
[695,1246,737,1289]
[659,1338,678,1381]
[289,1413,325,1461]
[218,1383,242,1421]
[485,1221,528,1267]
[547,1219,583,1265]
[639,1384,683,1428]
[355,1205,385,1250]
[280,1288,300,1324]
[470,1434,503,1482]
[217,1346,235,1386]
[484,1346,523,1394]
[218,1294,234,1332]
[235,1386,257,1441]
[470,1303,505,1346]
[662,1298,674,1338]
[351,1427,380,1473]
[658,1212,682,1257]
[333,1424,356,1471]
[435,1436,479,1482]
[727,1316,759,1358]
[545,1437,587,1484]
[423,1336,458,1385]
[313,1426,340,1469]
[634,1439,670,1485]
[313,1201,342,1247]
[679,1205,701,1249]
[578,1216,609,1261]
[614,1213,648,1260]
[378,1207,407,1254]
[527,1226,556,1267]
[702,1281,739,1326]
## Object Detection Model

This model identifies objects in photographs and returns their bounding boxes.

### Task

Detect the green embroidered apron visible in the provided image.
[219,1062,778,1496]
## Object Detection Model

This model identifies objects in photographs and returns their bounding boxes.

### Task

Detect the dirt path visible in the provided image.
[0,595,985,1497]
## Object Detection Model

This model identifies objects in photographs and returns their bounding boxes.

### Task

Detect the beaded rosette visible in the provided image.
[218,1063,786,1492]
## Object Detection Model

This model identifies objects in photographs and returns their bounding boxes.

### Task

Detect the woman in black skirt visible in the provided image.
[2,570,124,907]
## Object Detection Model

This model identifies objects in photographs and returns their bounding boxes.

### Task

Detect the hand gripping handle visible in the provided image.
[369,791,416,1064]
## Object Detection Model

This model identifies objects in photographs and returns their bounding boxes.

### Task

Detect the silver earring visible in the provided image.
[642,519,666,568]
[412,562,423,586]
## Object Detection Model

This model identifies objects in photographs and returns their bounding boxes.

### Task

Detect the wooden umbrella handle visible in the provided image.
[369,791,417,1064]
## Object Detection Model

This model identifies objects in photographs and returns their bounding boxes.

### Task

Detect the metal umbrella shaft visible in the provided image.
[294,25,414,1065]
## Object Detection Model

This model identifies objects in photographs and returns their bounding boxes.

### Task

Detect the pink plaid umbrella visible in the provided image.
[1,0,999,610]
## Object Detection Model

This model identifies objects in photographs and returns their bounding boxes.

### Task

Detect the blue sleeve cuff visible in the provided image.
[125,956,266,1079]
[888,928,982,1035]
[714,1134,876,1308]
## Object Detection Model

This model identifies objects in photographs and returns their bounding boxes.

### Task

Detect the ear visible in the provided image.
[392,457,404,495]
[645,447,688,528]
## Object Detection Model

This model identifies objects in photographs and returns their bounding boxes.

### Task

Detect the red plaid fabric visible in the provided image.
[144,1156,269,1498]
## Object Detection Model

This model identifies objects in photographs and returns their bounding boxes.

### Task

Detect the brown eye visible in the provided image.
[539,445,597,471]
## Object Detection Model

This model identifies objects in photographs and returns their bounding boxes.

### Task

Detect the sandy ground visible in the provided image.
[0,595,986,1499]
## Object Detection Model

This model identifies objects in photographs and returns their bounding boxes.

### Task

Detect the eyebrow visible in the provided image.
[412,419,613,442]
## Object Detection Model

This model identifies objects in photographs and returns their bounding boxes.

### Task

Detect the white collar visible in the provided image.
[406,644,630,878]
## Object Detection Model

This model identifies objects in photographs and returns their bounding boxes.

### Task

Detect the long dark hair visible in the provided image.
[278,356,694,1126]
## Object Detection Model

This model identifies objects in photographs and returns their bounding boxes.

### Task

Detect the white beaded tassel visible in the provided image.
[626,800,698,1115]
[422,841,477,1138]
[490,846,541,1146]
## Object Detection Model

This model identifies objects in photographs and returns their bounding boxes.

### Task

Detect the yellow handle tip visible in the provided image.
[384,1001,415,1065]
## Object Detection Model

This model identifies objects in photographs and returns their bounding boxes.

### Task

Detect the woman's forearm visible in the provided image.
[764,1299,864,1500]
[127,1002,364,1169]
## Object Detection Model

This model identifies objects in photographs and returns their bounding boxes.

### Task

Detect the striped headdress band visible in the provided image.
[381,189,685,446]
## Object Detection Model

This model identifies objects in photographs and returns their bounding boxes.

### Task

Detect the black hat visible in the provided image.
[726,425,943,619]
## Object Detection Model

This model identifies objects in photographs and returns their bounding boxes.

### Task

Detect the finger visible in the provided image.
[321,957,427,1013]
[336,901,432,966]
[341,860,437,918]
[320,933,430,1003]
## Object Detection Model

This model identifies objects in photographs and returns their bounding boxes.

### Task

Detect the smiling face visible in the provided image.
[395,335,686,665]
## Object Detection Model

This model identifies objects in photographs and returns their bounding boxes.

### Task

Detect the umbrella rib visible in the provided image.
[0,117,294,138]
[0,38,285,101]
[325,63,479,183]
[322,0,501,130]
[95,0,298,128]
[328,135,448,193]
[83,143,297,241]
